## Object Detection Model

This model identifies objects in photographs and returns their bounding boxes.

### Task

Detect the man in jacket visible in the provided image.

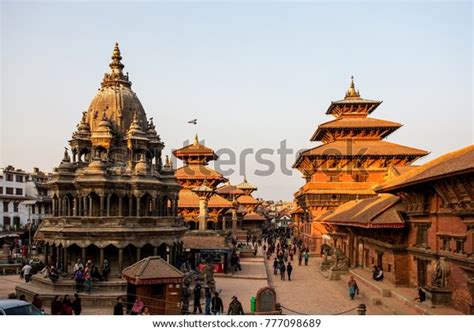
[227,296,244,315]
[211,292,224,315]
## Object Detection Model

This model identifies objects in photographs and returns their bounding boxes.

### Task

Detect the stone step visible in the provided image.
[16,282,125,308]
[29,274,127,292]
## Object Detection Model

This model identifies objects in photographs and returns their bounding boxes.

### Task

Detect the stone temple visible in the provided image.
[32,43,187,274]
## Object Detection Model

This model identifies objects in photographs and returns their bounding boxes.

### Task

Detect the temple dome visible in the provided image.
[85,43,148,137]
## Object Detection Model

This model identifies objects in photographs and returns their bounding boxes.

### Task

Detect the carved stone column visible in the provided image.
[118,196,123,217]
[118,248,124,272]
[63,246,68,273]
[136,247,141,262]
[136,196,141,217]
[100,247,105,269]
[106,195,111,217]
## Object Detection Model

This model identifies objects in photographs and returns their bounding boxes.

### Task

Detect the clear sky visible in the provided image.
[1,1,472,201]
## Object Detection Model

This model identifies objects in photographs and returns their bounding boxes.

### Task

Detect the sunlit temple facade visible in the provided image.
[34,43,187,273]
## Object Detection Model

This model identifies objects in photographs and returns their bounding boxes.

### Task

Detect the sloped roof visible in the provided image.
[236,178,257,190]
[297,181,376,196]
[122,256,184,284]
[377,145,474,192]
[215,183,245,195]
[237,194,261,205]
[311,117,402,141]
[175,164,226,180]
[243,212,267,221]
[299,140,429,157]
[319,193,404,228]
[173,140,217,159]
[178,189,233,208]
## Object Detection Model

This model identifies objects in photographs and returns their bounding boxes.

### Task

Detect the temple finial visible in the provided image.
[345,75,360,99]
[194,134,199,146]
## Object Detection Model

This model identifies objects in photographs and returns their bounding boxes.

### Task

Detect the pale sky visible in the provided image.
[1,1,472,201]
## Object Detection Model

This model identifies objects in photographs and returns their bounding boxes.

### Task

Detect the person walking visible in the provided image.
[193,283,202,314]
[84,266,92,294]
[211,292,224,315]
[287,262,293,281]
[280,262,286,281]
[303,250,309,266]
[348,276,359,300]
[273,258,278,275]
[298,253,303,266]
[204,287,212,315]
[72,293,82,315]
[21,263,32,283]
[227,296,244,315]
[74,267,84,292]
[114,297,124,315]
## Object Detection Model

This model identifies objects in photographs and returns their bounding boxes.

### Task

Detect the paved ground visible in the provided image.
[266,255,423,315]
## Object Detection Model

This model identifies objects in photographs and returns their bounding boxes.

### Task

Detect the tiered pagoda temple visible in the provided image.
[293,77,428,253]
[173,135,233,230]
[34,43,187,273]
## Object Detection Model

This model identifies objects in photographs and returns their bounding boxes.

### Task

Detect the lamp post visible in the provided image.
[23,200,37,257]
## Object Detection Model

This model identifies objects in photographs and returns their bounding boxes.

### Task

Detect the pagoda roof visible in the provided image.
[173,135,218,162]
[178,189,233,208]
[243,212,267,221]
[236,178,257,191]
[319,193,404,229]
[297,181,376,196]
[175,164,226,181]
[122,256,184,285]
[311,117,402,141]
[237,194,261,205]
[377,145,474,192]
[215,183,245,195]
[294,140,429,167]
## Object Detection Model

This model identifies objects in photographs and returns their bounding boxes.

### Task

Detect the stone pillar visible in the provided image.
[198,197,208,231]
[232,208,238,233]
[44,244,49,265]
[81,247,86,264]
[56,246,61,267]
[63,246,68,273]
[99,196,105,217]
[82,197,87,217]
[153,246,158,256]
[136,247,141,261]
[222,217,226,230]
[118,196,123,217]
[174,199,178,216]
[73,197,78,216]
[106,195,111,217]
[118,248,123,272]
[89,196,93,217]
[100,248,104,269]
[52,198,56,216]
[58,197,63,216]
[151,197,157,216]
[129,197,133,217]
[136,196,141,217]
[157,197,162,216]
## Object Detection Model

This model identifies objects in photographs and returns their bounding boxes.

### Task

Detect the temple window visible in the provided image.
[6,174,13,181]
[0,187,2,194]
[16,188,23,195]
[6,187,13,194]
[415,224,429,248]
[13,202,19,212]
[455,240,465,254]
[15,175,23,182]
[441,237,450,251]
[3,202,8,212]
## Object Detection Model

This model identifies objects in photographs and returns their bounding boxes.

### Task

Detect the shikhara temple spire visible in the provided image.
[101,42,131,88]
[345,75,360,99]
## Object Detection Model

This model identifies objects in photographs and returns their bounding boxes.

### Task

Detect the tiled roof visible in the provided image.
[296,140,428,163]
[182,233,232,250]
[377,145,474,192]
[243,212,267,221]
[319,193,404,228]
[236,179,257,190]
[178,189,233,208]
[122,256,184,284]
[173,142,217,159]
[237,194,261,205]
[326,97,382,115]
[311,117,402,141]
[175,164,225,180]
[215,183,245,195]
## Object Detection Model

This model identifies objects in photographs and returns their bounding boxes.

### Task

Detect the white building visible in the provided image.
[0,166,51,231]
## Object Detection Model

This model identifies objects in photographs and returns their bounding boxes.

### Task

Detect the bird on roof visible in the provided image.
[188,119,197,125]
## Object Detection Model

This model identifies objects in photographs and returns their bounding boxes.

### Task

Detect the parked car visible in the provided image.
[0,300,44,315]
